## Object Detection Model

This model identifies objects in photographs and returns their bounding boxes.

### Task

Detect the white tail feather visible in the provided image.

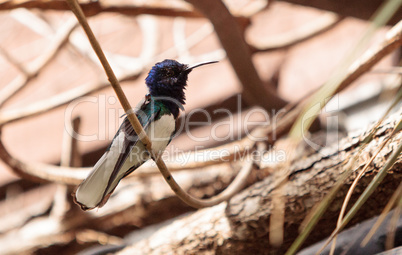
[74,114,175,210]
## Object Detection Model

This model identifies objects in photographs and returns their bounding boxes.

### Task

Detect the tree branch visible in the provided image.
[0,0,201,18]
[185,0,288,110]
[0,17,78,107]
[248,12,340,51]
[0,17,400,193]
[117,110,402,254]
[65,0,253,209]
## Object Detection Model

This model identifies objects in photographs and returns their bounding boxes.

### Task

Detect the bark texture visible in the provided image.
[118,111,402,254]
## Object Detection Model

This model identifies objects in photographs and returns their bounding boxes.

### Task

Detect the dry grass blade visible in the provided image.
[0,4,399,186]
[329,87,402,254]
[315,120,402,254]
[290,0,402,138]
[50,117,81,218]
[385,194,402,250]
[285,157,359,255]
[269,140,298,247]
[285,1,402,253]
[329,130,399,254]
[361,182,402,247]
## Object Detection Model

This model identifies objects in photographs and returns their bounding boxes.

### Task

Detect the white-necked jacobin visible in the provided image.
[73,59,217,210]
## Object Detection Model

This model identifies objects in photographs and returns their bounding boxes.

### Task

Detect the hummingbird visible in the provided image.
[73,59,217,211]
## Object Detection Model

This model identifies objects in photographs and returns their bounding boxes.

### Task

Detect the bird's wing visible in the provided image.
[74,99,160,210]
[108,110,157,183]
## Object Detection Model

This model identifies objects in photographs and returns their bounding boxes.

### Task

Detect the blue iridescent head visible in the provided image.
[145,59,217,116]
[146,59,189,105]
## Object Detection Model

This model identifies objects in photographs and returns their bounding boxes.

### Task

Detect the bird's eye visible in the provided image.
[166,69,174,76]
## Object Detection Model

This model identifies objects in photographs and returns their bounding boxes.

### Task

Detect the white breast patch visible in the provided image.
[145,114,176,154]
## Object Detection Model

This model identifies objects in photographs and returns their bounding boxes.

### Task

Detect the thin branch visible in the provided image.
[285,18,402,255]
[0,102,287,185]
[185,0,288,110]
[0,0,202,18]
[75,229,123,246]
[50,116,81,218]
[117,111,402,254]
[335,19,402,94]
[0,17,78,107]
[1,9,400,192]
[0,0,263,20]
[0,78,117,125]
[0,46,29,75]
[0,18,215,126]
[65,0,253,209]
[0,132,88,184]
[279,0,402,25]
[248,12,340,51]
[330,95,402,254]
[315,133,402,255]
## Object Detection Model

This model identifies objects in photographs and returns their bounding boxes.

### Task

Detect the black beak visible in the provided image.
[185,61,218,72]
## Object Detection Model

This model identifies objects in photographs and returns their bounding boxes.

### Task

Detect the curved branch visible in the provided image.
[1,17,399,196]
[335,19,402,94]
[248,12,340,51]
[0,16,216,126]
[0,78,119,126]
[0,0,201,18]
[0,105,291,185]
[185,0,288,110]
[117,112,402,255]
[0,18,78,107]
[65,0,257,209]
[0,130,88,184]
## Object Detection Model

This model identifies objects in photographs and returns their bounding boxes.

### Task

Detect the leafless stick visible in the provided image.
[0,0,399,211]
[0,107,281,185]
[0,18,78,107]
[249,12,340,51]
[329,91,402,254]
[335,19,402,94]
[0,20,215,126]
[0,0,201,18]
[0,46,29,75]
[65,0,253,208]
[0,133,88,184]
[0,16,399,191]
[50,117,81,218]
[185,0,287,110]
[0,0,261,19]
[0,78,116,125]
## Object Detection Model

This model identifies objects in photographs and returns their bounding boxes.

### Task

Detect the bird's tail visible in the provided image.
[73,151,121,211]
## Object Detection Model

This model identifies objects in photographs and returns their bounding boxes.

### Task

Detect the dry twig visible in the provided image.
[185,0,287,110]
[248,12,340,51]
[0,0,200,18]
[1,17,400,187]
[0,17,78,107]
[65,0,253,209]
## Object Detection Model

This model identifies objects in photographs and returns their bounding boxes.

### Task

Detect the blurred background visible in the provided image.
[0,0,400,254]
